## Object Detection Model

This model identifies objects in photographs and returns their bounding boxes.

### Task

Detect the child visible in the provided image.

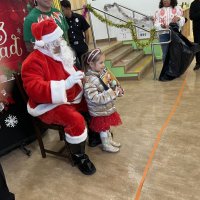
[82,48,123,153]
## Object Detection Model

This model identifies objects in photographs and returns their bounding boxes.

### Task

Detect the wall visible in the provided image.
[88,0,191,15]
[86,0,192,40]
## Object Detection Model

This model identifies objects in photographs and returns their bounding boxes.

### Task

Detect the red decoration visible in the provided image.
[160,9,165,16]
[82,5,88,19]
[0,0,29,73]
[172,8,177,15]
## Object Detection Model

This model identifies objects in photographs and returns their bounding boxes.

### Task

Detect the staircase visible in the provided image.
[101,41,153,80]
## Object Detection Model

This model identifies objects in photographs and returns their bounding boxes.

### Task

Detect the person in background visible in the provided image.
[60,0,90,69]
[23,0,68,52]
[22,19,96,175]
[82,48,123,153]
[189,0,200,70]
[0,163,15,200]
[154,0,185,62]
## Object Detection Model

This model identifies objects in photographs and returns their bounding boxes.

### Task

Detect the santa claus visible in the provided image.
[21,18,96,175]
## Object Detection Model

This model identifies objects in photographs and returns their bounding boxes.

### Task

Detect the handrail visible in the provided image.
[117,4,151,19]
[73,6,151,48]
[90,6,150,32]
[73,5,170,80]
[151,29,172,80]
[116,3,173,80]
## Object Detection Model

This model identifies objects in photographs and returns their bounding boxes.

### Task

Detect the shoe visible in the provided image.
[100,136,119,153]
[88,137,101,147]
[72,154,96,175]
[88,130,101,147]
[68,141,96,175]
[108,131,121,147]
[159,74,175,81]
[193,64,200,71]
[9,192,15,200]
[102,144,119,153]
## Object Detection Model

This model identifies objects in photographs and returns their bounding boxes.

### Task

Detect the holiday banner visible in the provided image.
[0,0,35,156]
[0,0,29,80]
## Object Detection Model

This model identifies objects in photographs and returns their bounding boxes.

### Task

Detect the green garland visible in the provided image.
[86,4,156,48]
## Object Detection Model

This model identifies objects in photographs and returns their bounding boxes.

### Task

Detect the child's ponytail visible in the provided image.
[81,52,91,73]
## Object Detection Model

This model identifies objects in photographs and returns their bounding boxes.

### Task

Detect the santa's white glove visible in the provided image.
[65,71,84,90]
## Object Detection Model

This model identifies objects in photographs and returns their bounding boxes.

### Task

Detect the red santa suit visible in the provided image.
[22,48,88,144]
[22,18,96,176]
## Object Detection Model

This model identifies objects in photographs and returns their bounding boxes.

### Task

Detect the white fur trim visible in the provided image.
[62,61,76,74]
[27,103,59,117]
[42,26,63,43]
[37,48,62,61]
[51,80,68,104]
[35,40,45,47]
[65,127,87,144]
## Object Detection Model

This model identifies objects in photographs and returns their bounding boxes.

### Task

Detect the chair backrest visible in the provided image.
[13,73,28,104]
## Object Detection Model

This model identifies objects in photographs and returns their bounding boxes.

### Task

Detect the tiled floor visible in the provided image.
[1,61,200,200]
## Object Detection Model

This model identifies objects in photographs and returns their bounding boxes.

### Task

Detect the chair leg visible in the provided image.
[33,122,46,158]
[58,130,64,141]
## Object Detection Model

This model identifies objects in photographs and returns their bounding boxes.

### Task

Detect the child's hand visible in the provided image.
[115,86,124,97]
[81,74,86,84]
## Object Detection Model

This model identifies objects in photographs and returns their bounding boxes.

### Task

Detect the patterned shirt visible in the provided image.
[154,6,185,31]
[23,7,68,42]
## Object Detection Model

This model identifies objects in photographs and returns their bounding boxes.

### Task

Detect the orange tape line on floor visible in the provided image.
[134,77,187,200]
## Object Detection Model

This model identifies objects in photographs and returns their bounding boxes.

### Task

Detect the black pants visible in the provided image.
[0,163,15,200]
[193,29,200,64]
[71,42,88,70]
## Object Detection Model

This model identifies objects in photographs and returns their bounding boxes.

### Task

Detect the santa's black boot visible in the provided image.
[88,129,101,147]
[69,141,96,175]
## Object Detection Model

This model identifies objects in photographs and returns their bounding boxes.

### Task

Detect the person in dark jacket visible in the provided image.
[60,0,90,69]
[189,0,200,70]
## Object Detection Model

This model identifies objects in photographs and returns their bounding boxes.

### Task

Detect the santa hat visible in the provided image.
[31,19,63,47]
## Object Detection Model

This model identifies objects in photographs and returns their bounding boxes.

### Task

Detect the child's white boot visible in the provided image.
[100,132,119,153]
[108,131,121,147]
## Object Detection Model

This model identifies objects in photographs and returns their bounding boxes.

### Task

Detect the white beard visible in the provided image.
[45,40,76,72]
[59,40,76,70]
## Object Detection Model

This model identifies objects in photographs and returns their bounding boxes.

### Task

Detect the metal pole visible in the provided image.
[132,11,135,19]
[104,13,111,44]
[151,44,157,80]
[88,10,97,48]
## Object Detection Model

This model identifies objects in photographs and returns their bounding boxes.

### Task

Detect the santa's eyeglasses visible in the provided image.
[49,37,65,47]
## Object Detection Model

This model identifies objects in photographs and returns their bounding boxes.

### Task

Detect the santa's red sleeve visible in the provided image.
[21,50,82,117]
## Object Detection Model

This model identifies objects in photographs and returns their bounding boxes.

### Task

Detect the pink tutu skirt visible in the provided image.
[89,112,122,132]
